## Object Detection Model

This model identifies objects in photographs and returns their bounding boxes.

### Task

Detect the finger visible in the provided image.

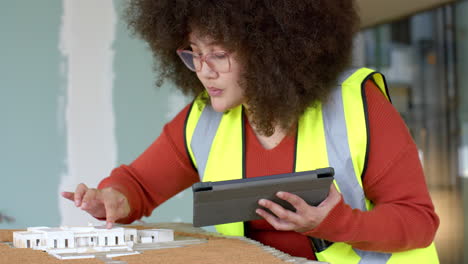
[258,198,300,223]
[81,189,99,210]
[74,183,89,207]
[318,183,342,208]
[101,192,125,228]
[255,208,295,231]
[276,191,308,210]
[93,191,115,228]
[106,221,114,229]
[61,191,75,201]
[255,208,277,224]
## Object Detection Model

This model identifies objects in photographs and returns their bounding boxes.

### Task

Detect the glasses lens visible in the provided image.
[206,52,230,73]
[177,50,230,73]
[178,51,197,72]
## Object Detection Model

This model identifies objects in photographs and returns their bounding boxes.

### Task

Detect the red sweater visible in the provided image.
[99,81,439,260]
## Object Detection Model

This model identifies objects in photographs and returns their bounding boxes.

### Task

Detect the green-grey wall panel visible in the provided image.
[0,1,64,228]
[113,0,193,224]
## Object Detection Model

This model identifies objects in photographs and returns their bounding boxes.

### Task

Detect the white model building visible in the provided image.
[13,226,174,260]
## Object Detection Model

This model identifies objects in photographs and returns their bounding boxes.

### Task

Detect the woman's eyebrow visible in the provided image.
[189,39,222,46]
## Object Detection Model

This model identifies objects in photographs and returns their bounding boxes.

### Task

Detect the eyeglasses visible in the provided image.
[176,49,231,73]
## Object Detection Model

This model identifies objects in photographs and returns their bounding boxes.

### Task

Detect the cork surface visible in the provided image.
[115,238,288,264]
[0,224,304,264]
[0,223,319,264]
[0,229,22,243]
[0,243,102,264]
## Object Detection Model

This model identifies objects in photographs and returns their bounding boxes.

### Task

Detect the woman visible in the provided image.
[62,0,440,262]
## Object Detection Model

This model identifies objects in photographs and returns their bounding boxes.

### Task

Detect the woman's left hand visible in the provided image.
[256,183,342,233]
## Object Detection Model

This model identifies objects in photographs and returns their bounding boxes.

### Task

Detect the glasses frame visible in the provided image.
[176,49,232,73]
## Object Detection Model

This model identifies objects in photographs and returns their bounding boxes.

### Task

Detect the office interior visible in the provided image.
[357,1,468,263]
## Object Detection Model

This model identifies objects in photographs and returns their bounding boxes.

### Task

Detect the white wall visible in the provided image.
[58,0,118,226]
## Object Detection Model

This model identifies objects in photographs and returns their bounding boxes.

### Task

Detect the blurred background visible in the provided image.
[1,0,467,263]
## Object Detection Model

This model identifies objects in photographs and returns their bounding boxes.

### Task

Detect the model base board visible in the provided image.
[12,225,205,260]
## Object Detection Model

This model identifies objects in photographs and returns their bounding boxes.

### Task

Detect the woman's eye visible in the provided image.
[213,53,227,59]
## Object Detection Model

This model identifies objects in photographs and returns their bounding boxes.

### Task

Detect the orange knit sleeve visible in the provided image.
[98,103,199,223]
[303,81,439,252]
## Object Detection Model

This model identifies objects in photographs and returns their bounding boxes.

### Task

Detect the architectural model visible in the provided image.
[13,226,174,260]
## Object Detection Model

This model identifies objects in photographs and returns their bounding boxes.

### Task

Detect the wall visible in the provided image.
[0,0,193,229]
[112,0,193,224]
[0,1,64,228]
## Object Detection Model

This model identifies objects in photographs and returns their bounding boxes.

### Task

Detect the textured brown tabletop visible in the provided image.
[0,223,323,264]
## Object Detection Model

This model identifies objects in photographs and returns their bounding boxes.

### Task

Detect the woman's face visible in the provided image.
[188,32,246,112]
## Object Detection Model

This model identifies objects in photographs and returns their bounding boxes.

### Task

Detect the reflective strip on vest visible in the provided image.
[323,85,366,211]
[186,67,439,263]
[191,106,223,179]
[322,82,390,264]
[189,103,245,236]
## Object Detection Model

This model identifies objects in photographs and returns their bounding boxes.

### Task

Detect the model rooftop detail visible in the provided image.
[13,226,174,260]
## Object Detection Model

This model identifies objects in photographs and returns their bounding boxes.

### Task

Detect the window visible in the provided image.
[360,4,467,263]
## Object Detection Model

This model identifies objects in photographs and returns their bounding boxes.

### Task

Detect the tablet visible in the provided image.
[192,167,334,227]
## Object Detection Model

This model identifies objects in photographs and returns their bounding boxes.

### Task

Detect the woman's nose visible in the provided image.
[197,61,218,79]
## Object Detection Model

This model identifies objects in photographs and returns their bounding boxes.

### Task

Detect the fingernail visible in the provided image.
[75,200,80,207]
[258,199,265,206]
[81,202,88,209]
[106,222,113,229]
[277,192,284,197]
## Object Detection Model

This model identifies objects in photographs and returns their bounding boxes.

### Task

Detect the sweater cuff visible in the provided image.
[301,197,351,241]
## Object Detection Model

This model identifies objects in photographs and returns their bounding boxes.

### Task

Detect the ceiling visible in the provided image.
[358,0,457,28]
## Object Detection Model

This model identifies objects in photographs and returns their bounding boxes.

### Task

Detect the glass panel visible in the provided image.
[356,4,464,263]
[455,1,468,264]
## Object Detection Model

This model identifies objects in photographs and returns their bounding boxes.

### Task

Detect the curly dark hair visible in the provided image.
[126,0,359,136]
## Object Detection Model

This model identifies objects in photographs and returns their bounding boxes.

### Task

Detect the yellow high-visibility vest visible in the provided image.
[185,68,439,263]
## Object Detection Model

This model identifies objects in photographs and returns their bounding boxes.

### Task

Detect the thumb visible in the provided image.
[319,183,341,208]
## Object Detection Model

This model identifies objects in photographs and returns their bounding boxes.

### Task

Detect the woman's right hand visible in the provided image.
[61,183,130,228]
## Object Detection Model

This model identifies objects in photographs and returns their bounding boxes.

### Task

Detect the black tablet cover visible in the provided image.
[192,167,334,227]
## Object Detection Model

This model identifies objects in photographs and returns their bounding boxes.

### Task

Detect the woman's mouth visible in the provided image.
[207,87,223,97]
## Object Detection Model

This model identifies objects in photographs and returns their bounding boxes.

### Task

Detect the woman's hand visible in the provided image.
[61,183,130,228]
[256,183,341,233]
